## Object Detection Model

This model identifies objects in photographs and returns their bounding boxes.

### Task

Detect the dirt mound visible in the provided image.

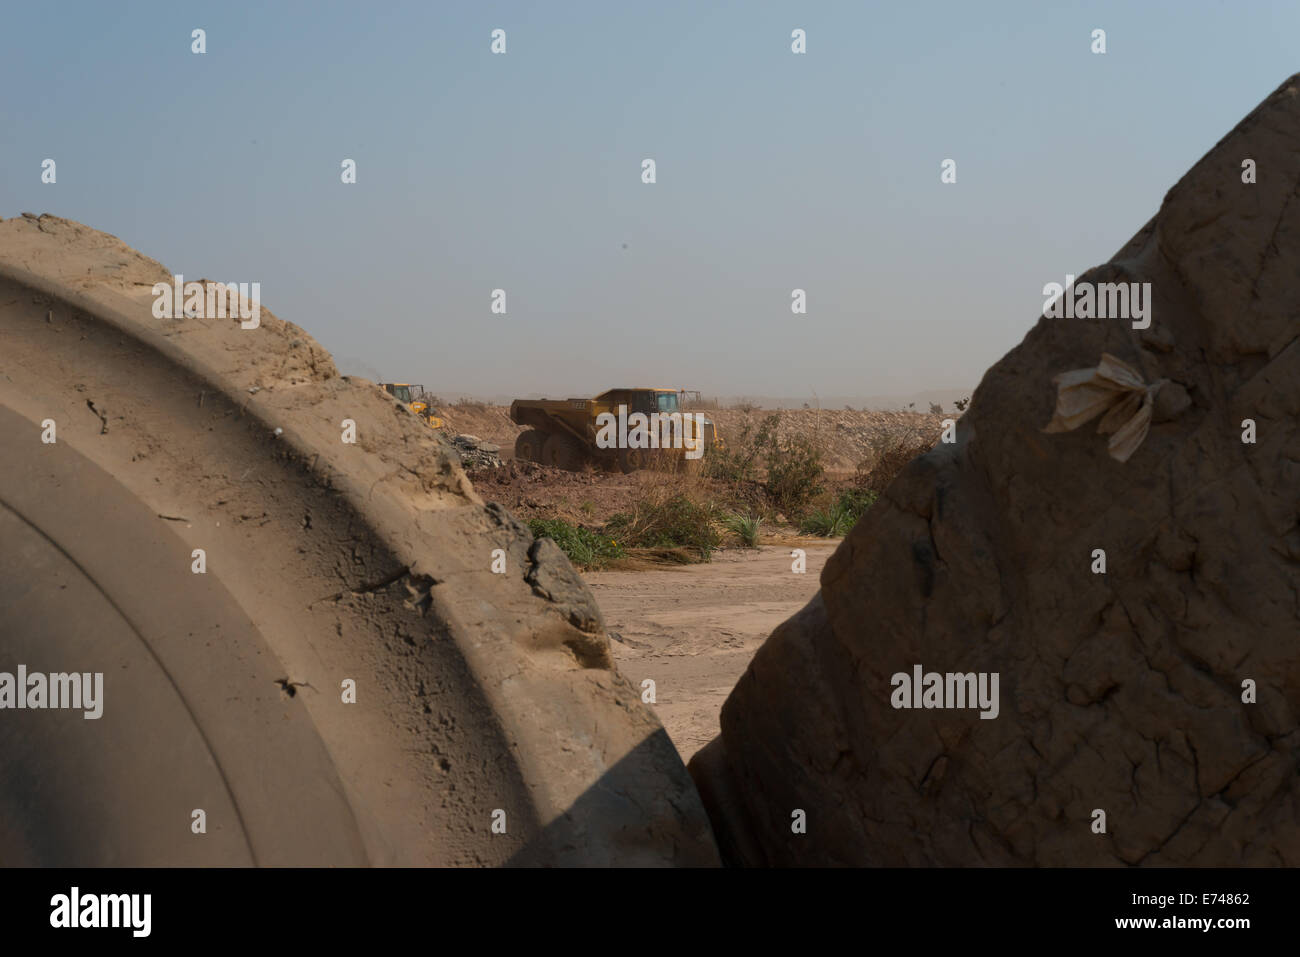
[436,403,521,451]
[0,214,716,865]
[690,75,1300,866]
[468,460,649,524]
[707,408,948,474]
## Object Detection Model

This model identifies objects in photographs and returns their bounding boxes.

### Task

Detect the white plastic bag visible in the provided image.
[1043,353,1165,463]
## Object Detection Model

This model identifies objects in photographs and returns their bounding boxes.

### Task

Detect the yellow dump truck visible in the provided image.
[380,383,445,429]
[510,388,721,472]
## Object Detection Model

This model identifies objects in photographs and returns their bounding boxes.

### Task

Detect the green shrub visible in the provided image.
[800,502,853,537]
[606,494,721,561]
[709,412,828,516]
[836,487,878,523]
[800,488,879,537]
[527,518,625,568]
[764,432,825,516]
[722,513,761,547]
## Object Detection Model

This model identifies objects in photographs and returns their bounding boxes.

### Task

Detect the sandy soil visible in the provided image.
[585,543,838,763]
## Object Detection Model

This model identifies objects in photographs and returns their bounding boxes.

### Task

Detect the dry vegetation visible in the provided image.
[463,406,953,569]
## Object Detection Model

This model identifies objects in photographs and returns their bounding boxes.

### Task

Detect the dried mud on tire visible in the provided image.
[0,215,717,866]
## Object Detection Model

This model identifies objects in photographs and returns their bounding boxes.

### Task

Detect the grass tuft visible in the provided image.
[722,512,761,547]
[527,518,625,568]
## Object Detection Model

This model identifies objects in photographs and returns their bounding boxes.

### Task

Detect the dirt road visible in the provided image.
[585,543,838,762]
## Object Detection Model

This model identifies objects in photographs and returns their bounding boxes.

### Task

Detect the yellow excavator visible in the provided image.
[380,383,445,429]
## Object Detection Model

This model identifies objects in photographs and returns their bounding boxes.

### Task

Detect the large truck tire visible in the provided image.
[513,429,544,463]
[0,215,718,867]
[540,432,586,472]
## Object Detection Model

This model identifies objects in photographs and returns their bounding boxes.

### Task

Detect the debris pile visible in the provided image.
[450,433,504,470]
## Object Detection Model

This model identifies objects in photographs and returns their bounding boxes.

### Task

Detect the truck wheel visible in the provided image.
[0,215,718,867]
[542,432,585,471]
[514,429,544,462]
[621,448,671,473]
[619,447,649,473]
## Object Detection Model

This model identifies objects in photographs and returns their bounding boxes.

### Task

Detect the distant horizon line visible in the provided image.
[338,379,974,411]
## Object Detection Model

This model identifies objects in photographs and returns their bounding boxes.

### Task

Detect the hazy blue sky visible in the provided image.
[2,1,1295,400]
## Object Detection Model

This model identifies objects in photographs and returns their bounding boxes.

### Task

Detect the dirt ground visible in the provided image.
[584,543,837,763]
[450,400,939,763]
[468,459,658,524]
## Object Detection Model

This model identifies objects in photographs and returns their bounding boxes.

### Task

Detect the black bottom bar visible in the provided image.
[1,866,1278,943]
